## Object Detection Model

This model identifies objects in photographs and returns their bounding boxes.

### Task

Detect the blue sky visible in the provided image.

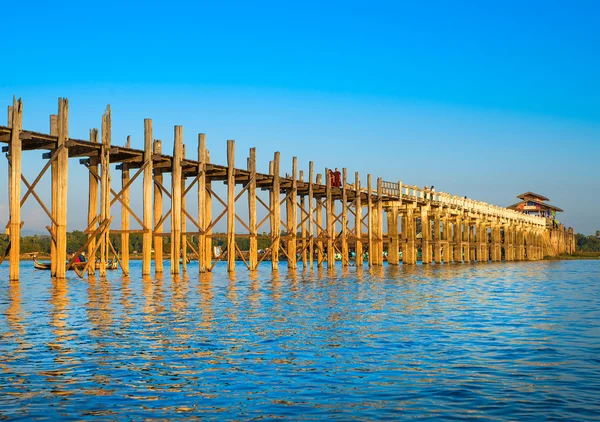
[1,0,599,234]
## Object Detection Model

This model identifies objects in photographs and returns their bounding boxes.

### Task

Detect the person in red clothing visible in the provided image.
[333,168,341,188]
[328,169,335,187]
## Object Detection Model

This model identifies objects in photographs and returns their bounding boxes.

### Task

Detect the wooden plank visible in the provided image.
[121,135,131,273]
[55,98,69,279]
[227,139,235,273]
[87,129,98,275]
[8,97,22,281]
[99,105,111,277]
[153,140,164,273]
[142,119,153,275]
[171,126,183,274]
[248,147,257,270]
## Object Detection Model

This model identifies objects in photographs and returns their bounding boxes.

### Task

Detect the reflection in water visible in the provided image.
[0,260,598,420]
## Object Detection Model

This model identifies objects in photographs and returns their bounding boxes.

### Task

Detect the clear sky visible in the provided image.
[1,0,599,234]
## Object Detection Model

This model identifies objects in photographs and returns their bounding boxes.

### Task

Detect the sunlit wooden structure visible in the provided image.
[0,97,576,280]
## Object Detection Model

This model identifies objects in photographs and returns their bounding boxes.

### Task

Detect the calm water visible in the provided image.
[0,260,599,420]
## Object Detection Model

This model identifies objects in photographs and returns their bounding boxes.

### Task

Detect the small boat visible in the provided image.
[33,257,117,271]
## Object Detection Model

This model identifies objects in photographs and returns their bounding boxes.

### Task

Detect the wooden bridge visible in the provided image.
[1,97,572,281]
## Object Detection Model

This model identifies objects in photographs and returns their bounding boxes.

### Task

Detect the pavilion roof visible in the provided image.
[517,192,549,201]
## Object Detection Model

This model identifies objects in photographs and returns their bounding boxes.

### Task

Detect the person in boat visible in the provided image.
[73,252,86,263]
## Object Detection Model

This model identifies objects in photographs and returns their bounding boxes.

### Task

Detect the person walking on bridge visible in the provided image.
[334,168,342,188]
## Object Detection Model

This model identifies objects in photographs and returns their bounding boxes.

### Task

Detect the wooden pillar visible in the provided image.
[443,212,452,263]
[49,114,58,275]
[248,147,257,271]
[375,178,384,266]
[387,203,399,265]
[226,140,236,273]
[326,168,335,268]
[142,119,153,275]
[55,98,70,278]
[99,105,111,277]
[271,152,280,271]
[197,135,207,272]
[403,205,416,264]
[433,210,442,264]
[120,136,131,273]
[171,126,183,274]
[315,173,323,268]
[204,150,213,270]
[453,215,462,263]
[87,129,99,275]
[299,170,307,268]
[354,172,363,267]
[340,168,349,267]
[463,220,471,262]
[153,140,164,273]
[287,157,298,269]
[8,97,22,281]
[181,144,188,273]
[421,206,431,264]
[308,163,314,270]
[367,174,373,268]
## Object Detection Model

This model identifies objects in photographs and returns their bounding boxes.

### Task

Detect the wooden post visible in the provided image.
[227,140,235,273]
[87,129,99,275]
[181,144,187,273]
[463,220,471,262]
[367,174,373,268]
[387,203,399,265]
[8,97,22,281]
[121,136,131,273]
[443,212,452,263]
[354,172,363,267]
[153,139,164,273]
[315,173,323,268]
[50,114,58,275]
[308,162,315,270]
[204,150,213,270]
[421,205,431,264]
[453,215,462,263]
[299,170,307,268]
[341,168,348,267]
[326,168,334,269]
[403,205,416,264]
[287,157,298,269]
[248,147,257,271]
[171,126,183,274]
[433,210,442,264]
[99,105,111,277]
[198,134,207,272]
[55,98,69,279]
[142,119,153,275]
[271,152,280,271]
[375,178,384,265]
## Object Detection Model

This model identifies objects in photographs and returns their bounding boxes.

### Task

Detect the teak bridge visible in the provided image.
[1,97,574,281]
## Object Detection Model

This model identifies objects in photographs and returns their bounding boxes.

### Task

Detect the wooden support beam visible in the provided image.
[443,212,452,263]
[99,105,111,277]
[367,174,373,268]
[87,129,99,275]
[354,172,363,267]
[404,206,416,264]
[142,119,153,275]
[49,114,59,275]
[453,215,462,263]
[55,98,69,279]
[463,221,471,262]
[375,177,384,265]
[271,152,280,271]
[198,134,207,272]
[8,98,22,281]
[299,170,307,268]
[121,135,131,273]
[171,126,183,274]
[153,140,164,273]
[326,168,334,269]
[287,157,298,269]
[181,144,188,273]
[433,210,442,264]
[308,163,314,270]
[247,147,257,271]
[204,150,213,270]
[387,203,399,265]
[227,139,235,273]
[315,173,323,268]
[421,205,431,264]
[340,168,348,267]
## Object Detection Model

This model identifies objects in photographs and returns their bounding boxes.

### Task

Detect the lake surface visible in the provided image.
[1,260,599,420]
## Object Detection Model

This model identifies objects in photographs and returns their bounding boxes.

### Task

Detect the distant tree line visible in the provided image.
[575,231,600,252]
[0,231,274,256]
